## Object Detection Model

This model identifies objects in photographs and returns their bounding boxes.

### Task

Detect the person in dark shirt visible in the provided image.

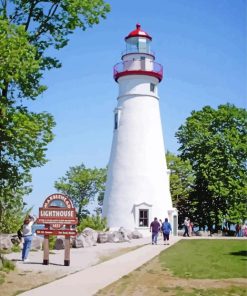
[150,217,160,245]
[162,218,172,245]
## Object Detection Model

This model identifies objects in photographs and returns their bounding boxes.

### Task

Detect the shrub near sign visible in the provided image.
[36,193,77,266]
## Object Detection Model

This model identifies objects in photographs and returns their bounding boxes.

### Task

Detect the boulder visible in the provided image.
[131,230,143,239]
[55,237,65,250]
[107,229,130,243]
[0,234,13,250]
[73,233,89,248]
[10,235,21,246]
[83,227,98,244]
[73,227,98,248]
[107,231,123,243]
[119,227,132,240]
[97,232,108,243]
[31,236,43,250]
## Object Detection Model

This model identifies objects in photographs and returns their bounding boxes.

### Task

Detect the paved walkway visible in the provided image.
[18,236,181,296]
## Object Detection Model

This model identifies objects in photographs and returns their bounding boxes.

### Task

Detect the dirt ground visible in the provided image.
[0,243,145,296]
[0,269,65,296]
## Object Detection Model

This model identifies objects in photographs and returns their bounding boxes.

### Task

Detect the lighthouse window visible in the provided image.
[114,112,118,130]
[139,209,149,227]
[150,83,155,92]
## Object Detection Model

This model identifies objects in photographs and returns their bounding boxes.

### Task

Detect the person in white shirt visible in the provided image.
[21,215,36,262]
[183,217,190,237]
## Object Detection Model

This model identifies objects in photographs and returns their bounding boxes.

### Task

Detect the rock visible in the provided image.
[119,227,132,241]
[73,227,98,248]
[107,231,123,243]
[0,234,13,250]
[131,230,143,239]
[31,236,43,250]
[10,235,21,246]
[107,229,130,243]
[73,233,88,248]
[178,229,184,236]
[55,237,65,250]
[54,236,74,250]
[83,228,98,244]
[97,232,108,243]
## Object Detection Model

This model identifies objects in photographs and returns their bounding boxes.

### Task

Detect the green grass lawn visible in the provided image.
[159,239,247,279]
[96,239,247,296]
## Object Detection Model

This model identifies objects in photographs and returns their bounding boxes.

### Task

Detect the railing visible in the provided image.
[121,49,155,57]
[113,59,163,81]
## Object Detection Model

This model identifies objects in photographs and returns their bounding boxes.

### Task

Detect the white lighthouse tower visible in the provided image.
[103,24,177,236]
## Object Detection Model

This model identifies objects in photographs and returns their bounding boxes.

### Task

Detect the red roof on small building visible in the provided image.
[125,24,152,41]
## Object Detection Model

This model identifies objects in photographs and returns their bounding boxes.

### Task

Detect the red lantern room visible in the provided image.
[113,24,163,82]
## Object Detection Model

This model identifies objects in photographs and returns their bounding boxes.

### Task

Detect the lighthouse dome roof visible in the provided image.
[125,24,152,41]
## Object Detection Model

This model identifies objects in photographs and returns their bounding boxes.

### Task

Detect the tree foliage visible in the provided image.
[166,151,195,227]
[0,0,110,232]
[1,0,110,71]
[54,164,107,222]
[77,214,107,232]
[0,18,55,231]
[176,104,247,230]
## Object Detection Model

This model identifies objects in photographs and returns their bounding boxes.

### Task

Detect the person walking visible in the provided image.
[162,218,172,245]
[235,223,242,237]
[183,217,190,237]
[189,220,194,236]
[21,214,36,262]
[159,219,163,236]
[150,217,160,245]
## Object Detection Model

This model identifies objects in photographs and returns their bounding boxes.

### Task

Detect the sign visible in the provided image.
[36,229,77,236]
[36,193,78,266]
[36,193,78,229]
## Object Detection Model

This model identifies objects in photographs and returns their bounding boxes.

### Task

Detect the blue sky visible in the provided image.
[26,0,247,213]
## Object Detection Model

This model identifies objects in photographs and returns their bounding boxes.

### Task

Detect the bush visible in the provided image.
[0,254,15,272]
[11,245,21,253]
[77,215,107,232]
[49,236,57,250]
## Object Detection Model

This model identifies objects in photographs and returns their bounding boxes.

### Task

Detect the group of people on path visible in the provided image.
[150,217,172,245]
[235,222,247,237]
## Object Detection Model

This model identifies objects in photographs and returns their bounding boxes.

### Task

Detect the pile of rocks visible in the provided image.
[57,227,143,249]
[0,228,143,251]
[0,233,43,251]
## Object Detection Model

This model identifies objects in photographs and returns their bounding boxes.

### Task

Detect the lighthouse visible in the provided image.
[103,24,177,236]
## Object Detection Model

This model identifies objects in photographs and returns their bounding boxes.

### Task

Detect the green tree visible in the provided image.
[166,151,195,227]
[0,1,110,232]
[54,164,107,222]
[1,0,110,72]
[0,19,55,232]
[176,104,247,231]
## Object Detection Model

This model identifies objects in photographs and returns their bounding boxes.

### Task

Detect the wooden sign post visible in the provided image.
[36,193,77,266]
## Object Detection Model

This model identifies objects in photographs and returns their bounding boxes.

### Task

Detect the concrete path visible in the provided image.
[18,236,181,296]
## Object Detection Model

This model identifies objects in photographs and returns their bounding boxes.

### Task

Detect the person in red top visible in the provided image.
[150,217,160,245]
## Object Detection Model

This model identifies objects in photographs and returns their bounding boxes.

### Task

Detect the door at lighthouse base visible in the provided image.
[133,202,152,233]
